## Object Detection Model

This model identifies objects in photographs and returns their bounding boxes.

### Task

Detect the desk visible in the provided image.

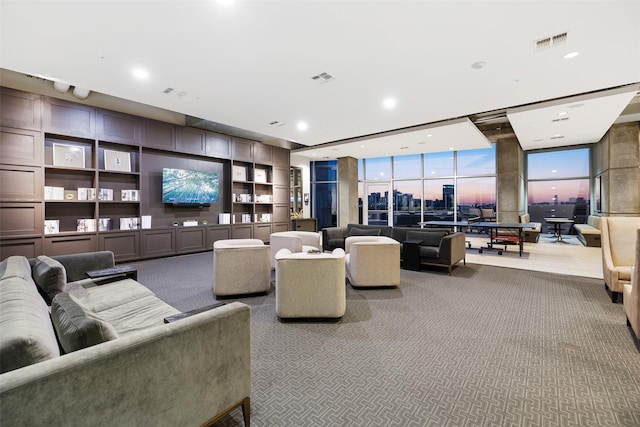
[544,218,574,243]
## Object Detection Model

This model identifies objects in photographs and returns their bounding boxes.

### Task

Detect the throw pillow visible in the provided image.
[50,293,118,353]
[349,227,381,237]
[31,255,67,301]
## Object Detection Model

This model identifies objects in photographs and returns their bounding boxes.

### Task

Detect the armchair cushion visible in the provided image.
[51,292,118,353]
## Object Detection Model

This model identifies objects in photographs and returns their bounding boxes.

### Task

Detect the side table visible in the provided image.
[402,240,423,271]
[86,266,138,282]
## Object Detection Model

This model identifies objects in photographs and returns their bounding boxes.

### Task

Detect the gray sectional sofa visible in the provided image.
[0,251,251,426]
[321,224,466,274]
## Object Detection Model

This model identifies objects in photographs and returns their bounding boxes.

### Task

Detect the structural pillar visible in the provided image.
[338,157,359,226]
[496,137,526,223]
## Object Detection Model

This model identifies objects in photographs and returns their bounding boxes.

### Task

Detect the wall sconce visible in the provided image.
[53,81,70,94]
[304,193,309,205]
[72,87,90,100]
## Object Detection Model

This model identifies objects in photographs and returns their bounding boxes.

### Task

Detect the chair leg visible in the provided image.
[242,396,251,427]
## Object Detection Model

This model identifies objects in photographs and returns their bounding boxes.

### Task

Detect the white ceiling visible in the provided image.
[1,0,639,160]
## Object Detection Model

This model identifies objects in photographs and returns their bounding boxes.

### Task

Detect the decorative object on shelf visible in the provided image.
[104,149,132,172]
[121,189,139,201]
[256,194,272,203]
[304,193,309,205]
[78,188,97,201]
[98,188,114,201]
[202,220,208,225]
[120,217,140,230]
[44,186,65,200]
[237,193,251,203]
[290,209,304,219]
[77,218,97,232]
[141,215,152,229]
[183,220,198,227]
[241,214,252,224]
[44,220,59,235]
[254,168,267,183]
[219,213,231,224]
[64,190,77,200]
[98,218,113,231]
[254,213,272,222]
[53,143,85,168]
[232,165,247,181]
[172,221,179,226]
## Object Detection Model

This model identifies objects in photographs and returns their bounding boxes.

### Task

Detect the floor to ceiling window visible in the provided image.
[527,147,591,233]
[311,160,338,230]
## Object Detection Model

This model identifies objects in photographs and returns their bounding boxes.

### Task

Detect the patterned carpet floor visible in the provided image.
[129,252,640,427]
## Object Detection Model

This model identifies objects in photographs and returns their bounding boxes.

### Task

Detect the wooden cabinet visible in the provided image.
[140,228,176,258]
[43,97,95,138]
[291,218,317,232]
[176,127,206,155]
[0,127,43,166]
[97,110,140,144]
[0,88,41,130]
[99,231,140,262]
[140,119,175,150]
[206,132,231,159]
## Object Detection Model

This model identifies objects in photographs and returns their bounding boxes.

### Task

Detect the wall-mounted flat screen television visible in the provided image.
[162,168,219,207]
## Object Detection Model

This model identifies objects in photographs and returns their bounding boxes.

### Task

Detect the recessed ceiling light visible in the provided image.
[558,111,568,116]
[400,146,409,149]
[427,134,433,138]
[297,122,308,131]
[418,141,426,145]
[133,68,149,79]
[359,145,365,148]
[383,98,397,109]
[449,147,455,151]
[563,51,579,59]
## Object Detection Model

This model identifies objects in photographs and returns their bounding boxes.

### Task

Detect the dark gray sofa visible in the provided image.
[391,227,466,275]
[322,224,393,252]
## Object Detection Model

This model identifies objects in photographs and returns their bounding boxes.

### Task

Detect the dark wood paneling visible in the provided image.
[140,119,175,150]
[254,143,272,165]
[176,227,207,253]
[0,203,42,236]
[43,97,95,138]
[97,110,140,144]
[176,127,206,155]
[272,222,290,233]
[0,88,41,130]
[205,132,231,159]
[140,228,176,258]
[273,185,289,204]
[44,234,98,256]
[272,166,289,185]
[0,237,42,259]
[232,138,253,162]
[99,231,140,262]
[272,146,290,167]
[291,218,317,232]
[273,204,290,222]
[254,223,272,242]
[206,225,231,248]
[0,166,42,201]
[231,224,252,239]
[0,127,43,166]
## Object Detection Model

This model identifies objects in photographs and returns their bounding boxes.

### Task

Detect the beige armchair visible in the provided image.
[269,231,322,269]
[601,217,640,303]
[345,236,401,288]
[213,239,271,297]
[274,248,346,320]
[623,227,640,351]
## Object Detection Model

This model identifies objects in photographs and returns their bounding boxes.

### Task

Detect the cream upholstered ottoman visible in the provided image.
[213,239,271,297]
[274,248,345,320]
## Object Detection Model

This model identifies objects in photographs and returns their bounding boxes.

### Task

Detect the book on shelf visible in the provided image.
[98,188,114,201]
[121,189,139,201]
[218,213,231,224]
[141,215,152,229]
[44,186,65,200]
[78,188,97,201]
[120,217,140,230]
[98,218,113,231]
[44,220,59,235]
[77,218,97,232]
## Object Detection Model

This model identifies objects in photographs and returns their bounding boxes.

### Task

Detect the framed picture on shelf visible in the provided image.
[232,165,247,181]
[44,220,60,235]
[254,168,267,183]
[53,143,85,168]
[104,149,132,172]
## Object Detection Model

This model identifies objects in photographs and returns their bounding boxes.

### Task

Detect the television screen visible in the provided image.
[162,168,219,206]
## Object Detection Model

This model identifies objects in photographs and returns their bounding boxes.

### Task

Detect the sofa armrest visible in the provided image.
[52,251,115,282]
[0,302,251,427]
[438,232,466,265]
[322,227,347,251]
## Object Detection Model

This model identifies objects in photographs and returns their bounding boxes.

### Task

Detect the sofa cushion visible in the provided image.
[0,274,60,373]
[418,246,440,259]
[407,231,447,247]
[349,227,381,237]
[32,255,67,301]
[51,292,118,353]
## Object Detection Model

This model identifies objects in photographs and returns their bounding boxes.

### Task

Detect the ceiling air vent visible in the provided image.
[311,72,335,83]
[551,117,570,123]
[534,32,568,52]
[162,87,174,94]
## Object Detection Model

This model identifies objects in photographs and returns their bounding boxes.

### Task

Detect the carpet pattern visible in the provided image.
[128,252,640,427]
